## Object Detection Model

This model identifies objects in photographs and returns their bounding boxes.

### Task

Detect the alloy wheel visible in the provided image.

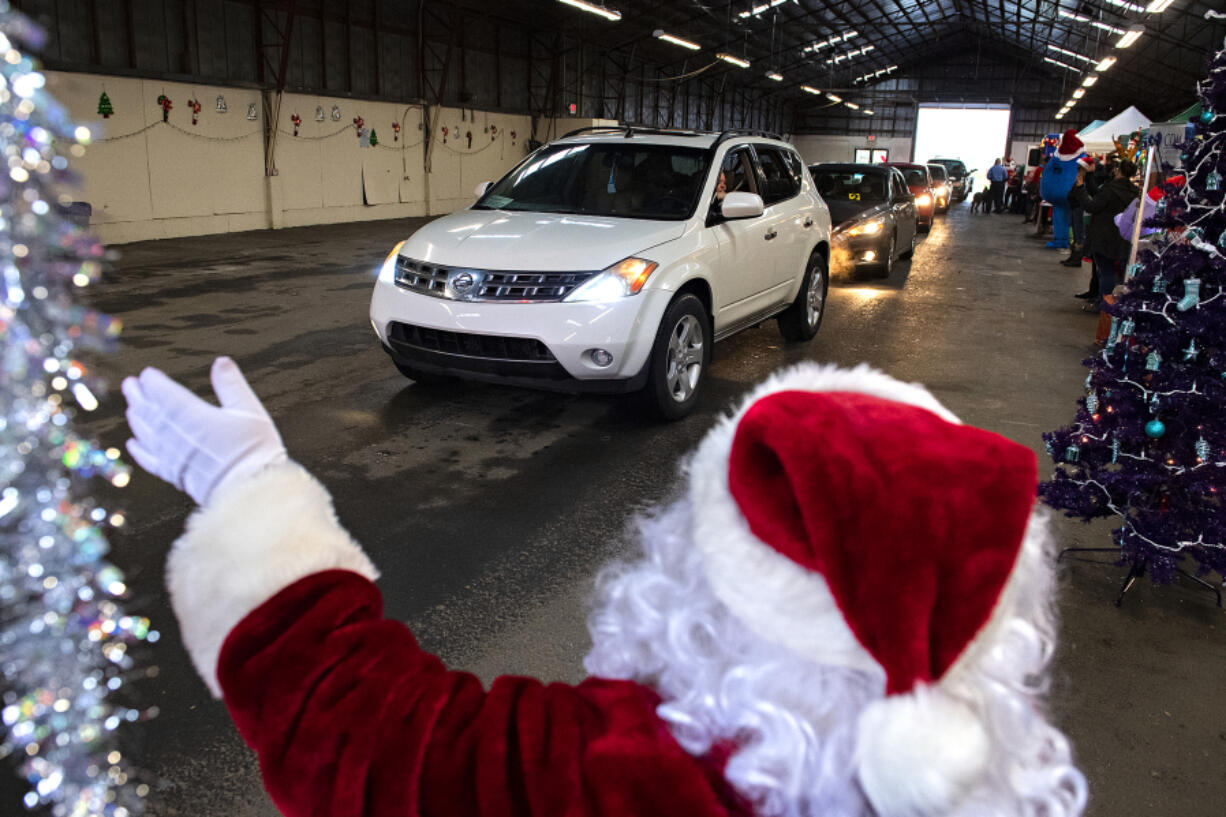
[666,314,704,403]
[806,262,825,327]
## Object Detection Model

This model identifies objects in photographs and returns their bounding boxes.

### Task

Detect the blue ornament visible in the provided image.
[1126,262,1143,281]
[1106,317,1120,347]
[1120,317,1136,337]
[1086,392,1099,413]
[1195,437,1210,462]
[1202,110,1216,124]
[1184,339,1199,361]
[1146,351,1161,371]
[1145,419,1166,438]
[1065,445,1080,462]
[1208,170,1222,192]
[1150,393,1160,413]
[1152,275,1168,293]
[1111,436,1120,464]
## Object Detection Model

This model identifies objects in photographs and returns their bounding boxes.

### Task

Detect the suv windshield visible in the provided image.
[474,142,710,220]
[929,158,967,178]
[927,165,947,182]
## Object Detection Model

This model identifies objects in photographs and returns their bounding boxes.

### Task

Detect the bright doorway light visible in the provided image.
[913,104,1012,192]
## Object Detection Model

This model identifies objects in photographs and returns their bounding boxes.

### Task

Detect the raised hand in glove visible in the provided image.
[123,357,288,505]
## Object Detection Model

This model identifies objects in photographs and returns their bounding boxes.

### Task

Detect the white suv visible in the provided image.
[369,126,832,419]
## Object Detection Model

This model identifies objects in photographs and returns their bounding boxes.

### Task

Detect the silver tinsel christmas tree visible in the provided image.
[0,5,156,815]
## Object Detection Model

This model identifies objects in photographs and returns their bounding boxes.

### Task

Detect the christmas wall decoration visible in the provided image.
[330,105,341,121]
[156,93,172,122]
[246,102,258,121]
[490,124,497,141]
[369,128,378,147]
[353,115,365,145]
[0,7,155,815]
[215,94,227,113]
[441,125,448,144]
[291,113,300,136]
[392,121,400,141]
[1042,38,1226,588]
[314,105,325,122]
[466,130,472,148]
[96,90,113,119]
[187,97,201,125]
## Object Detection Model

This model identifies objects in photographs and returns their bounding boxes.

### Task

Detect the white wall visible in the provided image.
[46,71,572,244]
[791,134,914,166]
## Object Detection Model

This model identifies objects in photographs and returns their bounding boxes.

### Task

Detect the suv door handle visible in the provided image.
[764,229,778,241]
[803,217,814,228]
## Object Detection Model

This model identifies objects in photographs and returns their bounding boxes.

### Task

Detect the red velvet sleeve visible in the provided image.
[217,570,743,817]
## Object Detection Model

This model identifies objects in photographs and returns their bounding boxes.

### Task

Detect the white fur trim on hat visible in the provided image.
[687,362,958,673]
[166,461,379,698]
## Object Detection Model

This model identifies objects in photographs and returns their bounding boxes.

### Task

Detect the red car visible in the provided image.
[885,162,936,233]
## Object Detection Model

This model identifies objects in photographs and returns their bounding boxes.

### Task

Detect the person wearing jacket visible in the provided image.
[1071,158,1139,306]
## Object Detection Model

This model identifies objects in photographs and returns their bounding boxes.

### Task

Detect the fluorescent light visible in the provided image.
[1073,88,1086,98]
[1146,0,1175,11]
[1082,75,1099,86]
[824,44,875,64]
[717,52,751,68]
[738,0,787,18]
[1066,98,1079,107]
[766,71,784,81]
[1046,44,1095,63]
[1095,55,1118,71]
[1116,25,1144,48]
[863,109,874,115]
[653,30,700,50]
[1044,57,1079,72]
[556,0,621,21]
[803,31,858,52]
[801,85,822,95]
[1103,0,1145,11]
[1058,10,1091,21]
[1092,20,1125,35]
[845,102,860,109]
[826,93,843,102]
[1055,112,1065,119]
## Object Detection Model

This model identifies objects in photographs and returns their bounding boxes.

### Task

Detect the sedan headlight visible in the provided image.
[379,240,406,281]
[936,185,949,198]
[564,257,659,302]
[916,193,933,207]
[846,218,885,237]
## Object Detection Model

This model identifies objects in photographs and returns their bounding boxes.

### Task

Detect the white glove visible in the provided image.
[123,357,288,506]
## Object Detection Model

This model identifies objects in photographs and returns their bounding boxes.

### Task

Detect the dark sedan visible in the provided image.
[811,163,919,277]
[884,162,936,232]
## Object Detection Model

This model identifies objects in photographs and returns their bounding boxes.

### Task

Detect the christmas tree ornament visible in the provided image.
[392,121,401,141]
[330,105,341,121]
[1065,445,1080,463]
[1208,169,1222,191]
[1155,196,1167,217]
[1126,262,1142,281]
[187,97,201,125]
[315,105,325,122]
[1111,436,1120,464]
[1184,339,1199,361]
[1106,316,1121,347]
[1149,393,1159,413]
[157,92,173,122]
[1196,437,1211,462]
[1176,277,1201,311]
[97,90,114,118]
[291,113,301,136]
[1084,372,1093,390]
[1086,392,1099,413]
[1146,351,1161,371]
[1120,317,1135,338]
[1202,109,1216,124]
[1145,419,1166,438]
[1152,274,1167,293]
[370,129,379,146]
[216,94,227,113]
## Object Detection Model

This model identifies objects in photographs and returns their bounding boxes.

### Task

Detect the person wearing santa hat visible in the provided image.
[1040,129,1087,250]
[122,357,1089,817]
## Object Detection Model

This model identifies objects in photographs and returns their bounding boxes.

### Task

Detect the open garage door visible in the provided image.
[913,104,1012,193]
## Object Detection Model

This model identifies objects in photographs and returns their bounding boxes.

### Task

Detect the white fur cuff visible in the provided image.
[166,461,379,698]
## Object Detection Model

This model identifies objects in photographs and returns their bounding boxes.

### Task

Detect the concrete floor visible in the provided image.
[7,203,1224,815]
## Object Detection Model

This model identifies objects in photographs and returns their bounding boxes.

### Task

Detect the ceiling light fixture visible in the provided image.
[1091,20,1126,35]
[1055,112,1065,119]
[1115,25,1144,48]
[1058,10,1092,21]
[652,30,701,50]
[1066,98,1079,107]
[1102,0,1146,11]
[863,109,874,115]
[803,31,858,52]
[1095,55,1118,71]
[717,52,751,68]
[824,44,875,64]
[1073,88,1086,98]
[826,93,843,102]
[1145,0,1175,11]
[801,85,822,95]
[1046,44,1095,63]
[556,0,621,21]
[1043,57,1080,72]
[738,0,788,19]
[844,101,860,109]
[1082,74,1099,86]
[766,71,784,81]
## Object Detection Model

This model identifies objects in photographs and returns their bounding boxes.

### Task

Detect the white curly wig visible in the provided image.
[584,363,1088,817]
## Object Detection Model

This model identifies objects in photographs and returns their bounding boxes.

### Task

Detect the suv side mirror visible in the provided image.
[720,191,765,219]
[474,181,493,198]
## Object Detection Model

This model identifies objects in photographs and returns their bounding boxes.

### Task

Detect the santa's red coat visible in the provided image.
[217,567,750,817]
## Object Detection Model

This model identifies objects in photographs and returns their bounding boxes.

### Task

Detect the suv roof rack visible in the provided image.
[712,128,784,147]
[559,123,710,140]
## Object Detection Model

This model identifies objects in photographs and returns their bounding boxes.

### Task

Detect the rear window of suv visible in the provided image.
[475,143,711,221]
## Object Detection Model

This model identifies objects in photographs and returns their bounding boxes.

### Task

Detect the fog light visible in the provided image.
[863,250,877,262]
[590,348,614,367]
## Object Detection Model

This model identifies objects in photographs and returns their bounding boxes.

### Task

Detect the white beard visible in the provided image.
[583,498,1088,817]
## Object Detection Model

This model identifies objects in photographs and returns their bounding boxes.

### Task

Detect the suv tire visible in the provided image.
[778,251,828,342]
[638,293,710,421]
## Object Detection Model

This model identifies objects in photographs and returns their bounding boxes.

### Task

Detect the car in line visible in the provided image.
[928,157,972,202]
[884,162,936,231]
[926,163,951,213]
[810,162,918,278]
[369,126,833,420]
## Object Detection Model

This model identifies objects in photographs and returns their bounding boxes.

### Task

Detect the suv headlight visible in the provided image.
[846,218,884,237]
[564,257,658,302]
[916,193,933,207]
[379,240,406,281]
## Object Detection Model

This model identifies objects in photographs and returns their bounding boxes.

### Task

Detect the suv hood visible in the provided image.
[402,210,688,271]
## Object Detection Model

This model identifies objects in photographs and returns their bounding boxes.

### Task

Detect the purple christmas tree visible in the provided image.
[1041,36,1226,584]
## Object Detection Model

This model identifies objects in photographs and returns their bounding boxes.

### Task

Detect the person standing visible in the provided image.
[1061,157,1096,269]
[1072,158,1139,308]
[987,158,1008,214]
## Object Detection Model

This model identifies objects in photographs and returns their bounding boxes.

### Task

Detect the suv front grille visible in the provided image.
[388,322,556,362]
[394,258,597,302]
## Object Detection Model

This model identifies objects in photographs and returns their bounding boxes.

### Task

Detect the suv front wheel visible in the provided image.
[638,293,710,420]
[778,251,828,342]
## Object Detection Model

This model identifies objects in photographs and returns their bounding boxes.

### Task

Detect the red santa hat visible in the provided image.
[1077,156,1095,172]
[1056,128,1085,161]
[688,363,1039,817]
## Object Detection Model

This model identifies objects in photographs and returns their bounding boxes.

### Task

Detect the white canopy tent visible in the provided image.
[1077,106,1152,155]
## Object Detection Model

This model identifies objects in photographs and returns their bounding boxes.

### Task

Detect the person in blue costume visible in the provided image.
[1039,129,1086,249]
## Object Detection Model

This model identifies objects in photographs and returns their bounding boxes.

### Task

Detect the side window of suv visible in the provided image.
[716,147,759,203]
[753,146,800,205]
[781,149,805,190]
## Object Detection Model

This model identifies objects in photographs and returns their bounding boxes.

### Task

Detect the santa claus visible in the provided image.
[123,357,1088,817]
